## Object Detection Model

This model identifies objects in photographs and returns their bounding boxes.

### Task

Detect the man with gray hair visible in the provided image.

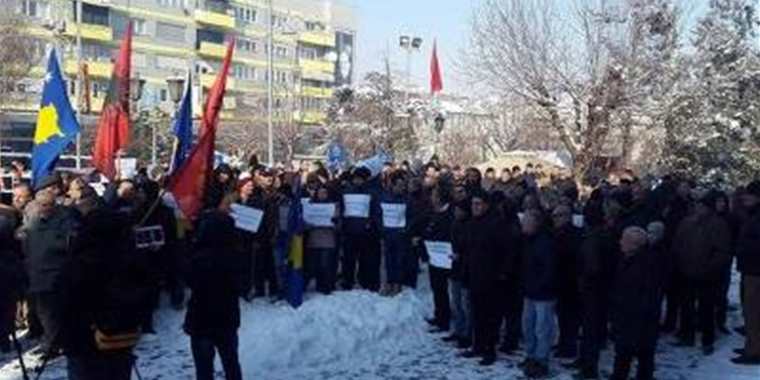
[610,226,662,380]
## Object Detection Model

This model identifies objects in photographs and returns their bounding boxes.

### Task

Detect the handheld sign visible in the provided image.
[343,194,370,218]
[231,203,264,233]
[381,203,406,228]
[303,203,336,227]
[572,214,585,228]
[134,225,165,250]
[425,241,454,270]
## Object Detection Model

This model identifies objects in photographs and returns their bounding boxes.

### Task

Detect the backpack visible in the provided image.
[91,233,155,352]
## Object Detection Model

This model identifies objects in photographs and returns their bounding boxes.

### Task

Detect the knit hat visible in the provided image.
[747,180,760,198]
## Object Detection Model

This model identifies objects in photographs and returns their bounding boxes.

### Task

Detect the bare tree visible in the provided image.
[0,8,37,109]
[462,0,683,183]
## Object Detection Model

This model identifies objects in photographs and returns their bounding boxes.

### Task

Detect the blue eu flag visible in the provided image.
[31,49,80,186]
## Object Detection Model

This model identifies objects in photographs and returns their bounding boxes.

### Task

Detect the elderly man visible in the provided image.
[611,227,662,380]
[21,182,80,357]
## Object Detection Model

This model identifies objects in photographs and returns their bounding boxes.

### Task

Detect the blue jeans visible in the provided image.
[450,280,471,339]
[522,298,557,365]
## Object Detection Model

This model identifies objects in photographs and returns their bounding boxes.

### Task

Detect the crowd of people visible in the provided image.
[0,156,759,380]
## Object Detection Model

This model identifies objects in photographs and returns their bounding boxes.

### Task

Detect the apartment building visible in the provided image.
[0,0,356,163]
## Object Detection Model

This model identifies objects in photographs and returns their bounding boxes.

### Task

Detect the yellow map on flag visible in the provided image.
[34,105,64,145]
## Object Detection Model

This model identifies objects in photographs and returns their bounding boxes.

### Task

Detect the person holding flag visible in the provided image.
[31,49,81,187]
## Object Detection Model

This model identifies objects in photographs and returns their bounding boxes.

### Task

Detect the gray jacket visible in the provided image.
[22,205,80,293]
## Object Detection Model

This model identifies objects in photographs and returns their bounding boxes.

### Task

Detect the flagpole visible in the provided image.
[74,0,83,171]
[267,0,274,166]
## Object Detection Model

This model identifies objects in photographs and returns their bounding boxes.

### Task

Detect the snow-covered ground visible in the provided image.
[1,267,758,380]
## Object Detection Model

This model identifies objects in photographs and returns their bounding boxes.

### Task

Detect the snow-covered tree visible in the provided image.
[462,0,684,183]
[660,0,760,184]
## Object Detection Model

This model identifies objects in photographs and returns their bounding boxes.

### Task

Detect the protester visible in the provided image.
[20,180,80,357]
[460,190,506,366]
[551,204,583,359]
[185,210,244,380]
[446,199,472,349]
[423,184,454,333]
[520,209,557,378]
[672,191,732,355]
[610,227,662,380]
[341,167,381,292]
[732,181,760,365]
[380,171,411,296]
[305,184,340,294]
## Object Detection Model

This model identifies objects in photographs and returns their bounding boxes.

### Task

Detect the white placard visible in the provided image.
[118,158,138,179]
[91,183,107,197]
[303,203,336,227]
[231,203,264,233]
[425,241,454,270]
[573,214,585,228]
[518,212,525,223]
[343,194,370,218]
[381,203,406,228]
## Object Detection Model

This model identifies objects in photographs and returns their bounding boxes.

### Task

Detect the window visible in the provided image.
[132,18,147,35]
[299,46,317,60]
[234,6,257,23]
[157,22,186,43]
[79,3,109,26]
[160,89,168,102]
[305,21,324,31]
[20,0,48,18]
[275,46,288,58]
[158,0,185,8]
[236,38,257,53]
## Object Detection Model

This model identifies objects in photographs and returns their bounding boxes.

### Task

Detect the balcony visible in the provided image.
[64,23,113,42]
[64,60,114,79]
[298,31,335,48]
[302,86,333,99]
[194,9,235,29]
[299,59,335,82]
[200,73,236,91]
[197,41,227,59]
[300,110,327,125]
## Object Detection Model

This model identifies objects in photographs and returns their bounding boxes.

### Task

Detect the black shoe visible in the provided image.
[718,325,731,335]
[735,326,747,336]
[525,362,549,378]
[562,359,582,369]
[573,370,598,380]
[460,349,482,359]
[734,348,746,355]
[672,339,695,347]
[518,358,535,369]
[457,338,472,350]
[442,334,459,342]
[731,355,760,365]
[703,345,715,356]
[556,350,577,359]
[499,343,518,355]
[479,355,496,366]
[425,318,439,327]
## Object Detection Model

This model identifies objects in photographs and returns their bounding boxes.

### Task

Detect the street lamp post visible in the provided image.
[399,35,422,106]
[267,0,274,166]
[129,74,146,164]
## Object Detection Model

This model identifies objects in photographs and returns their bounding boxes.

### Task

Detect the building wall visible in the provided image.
[0,0,356,164]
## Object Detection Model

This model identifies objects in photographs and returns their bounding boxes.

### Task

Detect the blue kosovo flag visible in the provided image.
[170,71,193,174]
[32,50,80,186]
